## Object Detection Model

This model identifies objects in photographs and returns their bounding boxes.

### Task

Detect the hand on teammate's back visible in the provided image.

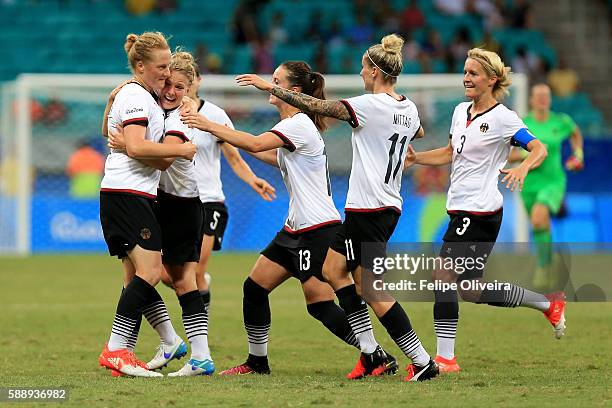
[235,74,274,92]
[108,124,126,151]
[404,145,417,170]
[181,141,197,161]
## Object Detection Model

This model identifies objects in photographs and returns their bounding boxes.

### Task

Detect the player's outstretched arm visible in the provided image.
[405,141,453,170]
[235,74,351,122]
[500,139,547,191]
[181,111,284,153]
[221,143,276,201]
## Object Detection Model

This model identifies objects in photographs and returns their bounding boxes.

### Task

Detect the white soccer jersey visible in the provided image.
[447,102,534,213]
[101,82,165,197]
[270,113,341,233]
[341,93,421,213]
[192,99,233,203]
[158,107,198,198]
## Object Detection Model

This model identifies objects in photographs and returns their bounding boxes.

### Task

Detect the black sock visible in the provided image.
[335,284,377,353]
[243,277,271,357]
[109,276,156,350]
[433,289,459,353]
[121,287,142,351]
[200,290,211,312]
[179,290,209,359]
[307,300,359,349]
[478,283,525,307]
[379,302,428,365]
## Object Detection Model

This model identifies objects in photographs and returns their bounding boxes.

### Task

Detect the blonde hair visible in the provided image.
[124,32,169,72]
[467,48,512,100]
[365,34,404,81]
[170,50,196,84]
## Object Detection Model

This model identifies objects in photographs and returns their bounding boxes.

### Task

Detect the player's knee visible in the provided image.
[243,276,270,303]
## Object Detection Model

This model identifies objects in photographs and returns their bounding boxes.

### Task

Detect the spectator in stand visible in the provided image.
[400,0,425,33]
[66,140,105,198]
[402,31,421,62]
[43,97,68,125]
[252,36,274,74]
[511,46,539,75]
[324,18,345,49]
[374,2,400,33]
[306,10,324,42]
[435,0,466,16]
[480,30,500,54]
[155,0,177,14]
[345,14,374,45]
[231,0,269,44]
[125,0,154,15]
[509,0,532,29]
[420,28,445,59]
[313,42,329,73]
[449,27,472,70]
[547,56,579,97]
[269,11,288,45]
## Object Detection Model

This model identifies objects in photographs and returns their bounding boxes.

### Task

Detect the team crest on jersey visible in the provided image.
[140,228,151,240]
[480,123,490,133]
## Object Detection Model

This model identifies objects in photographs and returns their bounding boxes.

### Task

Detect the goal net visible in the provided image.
[0,73,528,255]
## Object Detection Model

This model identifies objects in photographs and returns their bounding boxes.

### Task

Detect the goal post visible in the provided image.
[1,73,528,255]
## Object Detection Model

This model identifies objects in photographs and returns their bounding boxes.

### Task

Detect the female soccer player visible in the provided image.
[509,83,584,289]
[234,34,438,382]
[97,32,196,377]
[182,61,364,376]
[404,48,566,373]
[183,64,276,313]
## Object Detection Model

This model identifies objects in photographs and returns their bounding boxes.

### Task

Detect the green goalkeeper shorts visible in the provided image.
[521,184,565,215]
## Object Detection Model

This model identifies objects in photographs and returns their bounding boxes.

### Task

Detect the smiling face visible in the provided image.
[463,58,496,101]
[160,70,190,110]
[137,48,171,93]
[268,65,297,107]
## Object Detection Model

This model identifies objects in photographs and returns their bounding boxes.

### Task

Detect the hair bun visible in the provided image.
[124,33,138,54]
[381,34,404,55]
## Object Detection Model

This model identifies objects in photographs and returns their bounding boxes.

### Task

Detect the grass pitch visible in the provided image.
[0,254,610,407]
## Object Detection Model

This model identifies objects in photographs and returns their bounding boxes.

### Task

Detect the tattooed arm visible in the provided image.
[235,74,352,122]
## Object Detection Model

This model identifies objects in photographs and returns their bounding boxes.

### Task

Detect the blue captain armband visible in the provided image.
[511,128,536,150]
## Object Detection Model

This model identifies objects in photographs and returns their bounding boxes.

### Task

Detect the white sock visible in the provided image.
[437,337,456,360]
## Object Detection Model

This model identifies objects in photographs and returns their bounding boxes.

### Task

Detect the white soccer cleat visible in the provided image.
[146,337,188,370]
[167,358,215,377]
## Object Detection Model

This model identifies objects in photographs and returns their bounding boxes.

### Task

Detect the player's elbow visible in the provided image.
[249,140,268,153]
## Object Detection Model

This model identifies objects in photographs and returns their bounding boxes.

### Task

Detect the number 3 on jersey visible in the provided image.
[455,217,470,236]
[456,135,466,154]
[385,133,408,183]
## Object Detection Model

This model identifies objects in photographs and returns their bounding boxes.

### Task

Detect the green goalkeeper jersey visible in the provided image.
[522,111,576,191]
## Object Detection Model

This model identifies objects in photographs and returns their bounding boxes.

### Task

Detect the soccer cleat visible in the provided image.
[403,359,440,382]
[346,346,398,380]
[434,355,461,373]
[219,357,270,375]
[110,355,148,377]
[544,292,566,339]
[99,345,163,378]
[168,358,215,377]
[146,338,188,370]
